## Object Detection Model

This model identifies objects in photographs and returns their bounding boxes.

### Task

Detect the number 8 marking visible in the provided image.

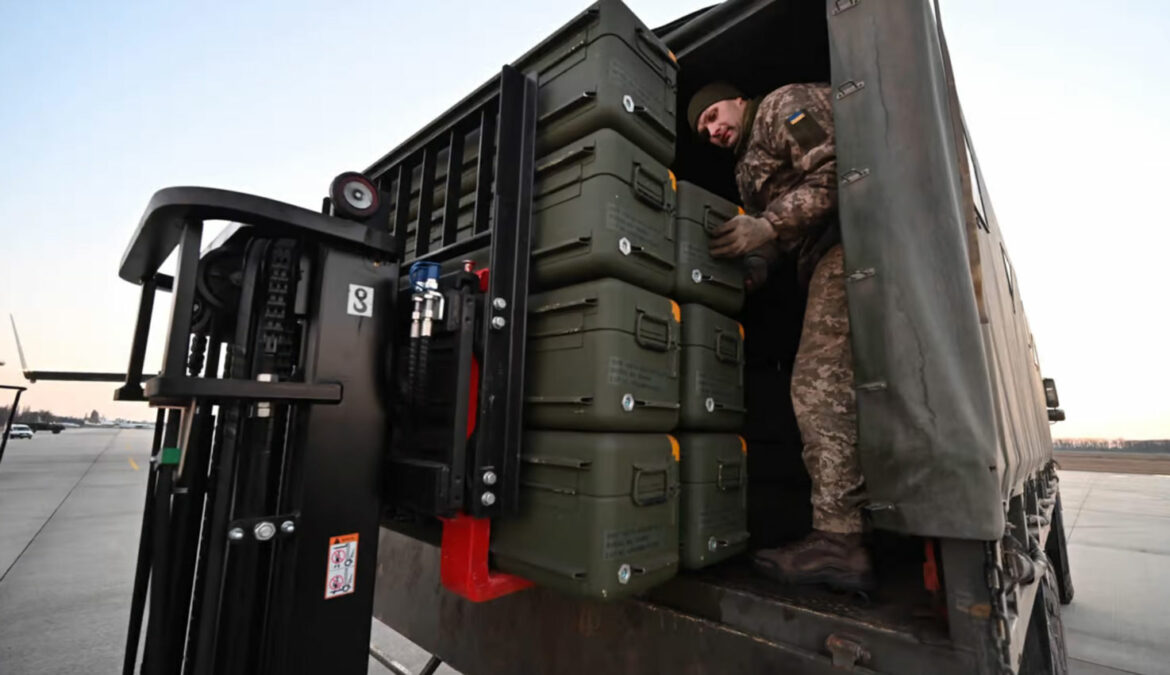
[348,284,374,317]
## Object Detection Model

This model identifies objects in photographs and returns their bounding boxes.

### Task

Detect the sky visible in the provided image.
[0,1,1167,438]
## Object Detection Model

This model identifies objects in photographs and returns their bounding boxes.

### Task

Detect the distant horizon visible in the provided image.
[0,402,153,425]
[1,396,1164,443]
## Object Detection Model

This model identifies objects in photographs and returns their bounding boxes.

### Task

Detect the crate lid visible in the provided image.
[534,129,676,214]
[521,430,679,499]
[529,278,680,348]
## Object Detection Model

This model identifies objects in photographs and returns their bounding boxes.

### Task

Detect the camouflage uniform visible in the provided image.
[735,83,865,534]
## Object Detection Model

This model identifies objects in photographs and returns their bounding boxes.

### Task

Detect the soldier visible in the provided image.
[688,82,873,591]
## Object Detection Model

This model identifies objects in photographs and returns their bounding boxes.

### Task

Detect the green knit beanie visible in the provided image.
[687,82,744,134]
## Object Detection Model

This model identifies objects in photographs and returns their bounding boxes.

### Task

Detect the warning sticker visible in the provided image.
[602,524,665,560]
[324,533,359,600]
[607,356,672,394]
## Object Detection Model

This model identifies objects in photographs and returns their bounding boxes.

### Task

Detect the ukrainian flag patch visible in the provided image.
[785,109,827,151]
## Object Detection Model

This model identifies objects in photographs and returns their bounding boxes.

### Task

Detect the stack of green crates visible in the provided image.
[671,185,751,570]
[488,0,683,600]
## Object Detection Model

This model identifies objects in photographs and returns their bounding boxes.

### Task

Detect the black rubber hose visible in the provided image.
[187,332,208,376]
[416,336,431,411]
[406,336,419,408]
[195,247,231,312]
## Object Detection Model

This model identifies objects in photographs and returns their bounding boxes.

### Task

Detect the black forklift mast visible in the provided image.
[108,65,537,675]
[0,384,28,466]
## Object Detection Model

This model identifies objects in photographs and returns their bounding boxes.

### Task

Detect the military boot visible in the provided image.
[752,530,875,592]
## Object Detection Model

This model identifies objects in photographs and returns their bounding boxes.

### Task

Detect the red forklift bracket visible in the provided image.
[473,267,491,292]
[439,263,531,601]
[923,539,941,593]
[439,513,533,602]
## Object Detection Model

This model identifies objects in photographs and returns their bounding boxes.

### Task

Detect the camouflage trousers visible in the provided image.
[790,245,866,534]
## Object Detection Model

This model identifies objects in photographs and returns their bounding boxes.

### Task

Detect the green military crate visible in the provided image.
[672,181,746,315]
[492,431,680,599]
[676,433,750,569]
[523,0,677,164]
[531,129,677,294]
[679,303,746,431]
[526,278,680,431]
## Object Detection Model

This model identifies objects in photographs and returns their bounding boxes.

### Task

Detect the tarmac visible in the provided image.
[0,428,1166,674]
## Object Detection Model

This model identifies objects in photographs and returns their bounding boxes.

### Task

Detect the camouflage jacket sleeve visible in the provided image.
[742,85,838,248]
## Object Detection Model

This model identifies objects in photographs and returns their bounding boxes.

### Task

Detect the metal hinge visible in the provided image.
[836,80,866,100]
[841,168,870,185]
[846,268,876,282]
[825,634,870,669]
[832,0,860,16]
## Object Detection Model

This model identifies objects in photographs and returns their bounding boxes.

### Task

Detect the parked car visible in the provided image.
[8,424,34,439]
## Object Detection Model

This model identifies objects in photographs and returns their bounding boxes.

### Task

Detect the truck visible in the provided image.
[28,1,1072,673]
[25,421,65,434]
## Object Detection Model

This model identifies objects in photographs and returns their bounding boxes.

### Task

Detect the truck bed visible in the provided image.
[373,528,972,674]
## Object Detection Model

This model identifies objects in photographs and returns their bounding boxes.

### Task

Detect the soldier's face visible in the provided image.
[698,98,746,149]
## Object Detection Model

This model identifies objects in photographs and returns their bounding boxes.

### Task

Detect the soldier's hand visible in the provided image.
[709,215,775,258]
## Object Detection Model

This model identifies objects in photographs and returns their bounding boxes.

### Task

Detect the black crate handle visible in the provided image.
[634,309,673,352]
[716,460,743,491]
[702,205,738,234]
[715,330,742,364]
[631,163,668,211]
[631,463,670,506]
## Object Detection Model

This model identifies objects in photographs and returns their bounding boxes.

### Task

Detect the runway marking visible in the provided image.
[1067,472,1098,540]
[129,457,140,471]
[0,431,121,584]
